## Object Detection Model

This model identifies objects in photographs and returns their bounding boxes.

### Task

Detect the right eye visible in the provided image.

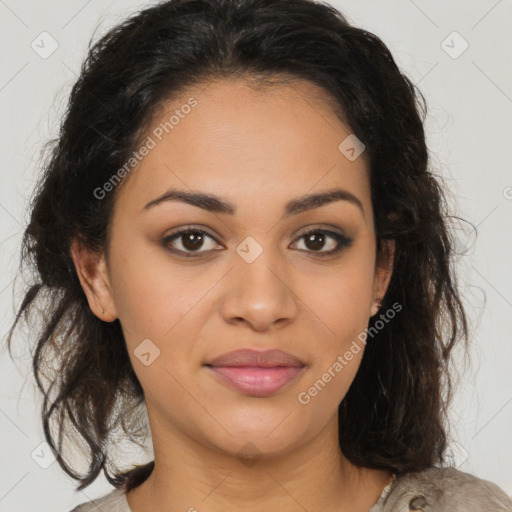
[161,227,224,257]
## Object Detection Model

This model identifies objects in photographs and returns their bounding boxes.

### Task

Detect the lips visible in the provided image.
[204,349,306,397]
[205,348,305,368]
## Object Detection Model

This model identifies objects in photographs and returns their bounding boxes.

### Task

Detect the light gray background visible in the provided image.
[1,1,511,510]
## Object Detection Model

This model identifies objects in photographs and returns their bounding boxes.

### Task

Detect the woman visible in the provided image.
[5,0,512,510]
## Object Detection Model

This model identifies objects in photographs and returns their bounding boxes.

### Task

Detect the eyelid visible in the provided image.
[290,228,353,256]
[161,224,353,257]
[161,225,223,254]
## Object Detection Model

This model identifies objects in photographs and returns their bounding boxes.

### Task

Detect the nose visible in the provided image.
[219,247,299,332]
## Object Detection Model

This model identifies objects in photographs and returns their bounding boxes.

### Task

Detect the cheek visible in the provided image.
[296,244,375,394]
[301,249,375,339]
[107,237,203,343]
[108,239,222,379]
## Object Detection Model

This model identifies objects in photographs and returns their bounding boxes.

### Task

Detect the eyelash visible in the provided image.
[161,226,353,258]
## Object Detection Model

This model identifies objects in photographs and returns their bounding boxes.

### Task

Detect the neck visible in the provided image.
[126,408,393,512]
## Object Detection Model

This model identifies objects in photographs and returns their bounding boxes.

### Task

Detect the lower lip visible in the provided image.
[206,366,304,396]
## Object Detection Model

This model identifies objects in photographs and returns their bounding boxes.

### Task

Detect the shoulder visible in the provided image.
[68,487,130,512]
[379,466,512,511]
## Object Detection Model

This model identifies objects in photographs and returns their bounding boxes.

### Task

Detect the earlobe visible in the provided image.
[69,238,117,321]
[371,239,395,316]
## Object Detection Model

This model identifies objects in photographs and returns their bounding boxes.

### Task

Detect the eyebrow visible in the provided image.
[142,187,364,217]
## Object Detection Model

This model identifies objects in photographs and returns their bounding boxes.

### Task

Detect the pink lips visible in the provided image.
[204,349,305,397]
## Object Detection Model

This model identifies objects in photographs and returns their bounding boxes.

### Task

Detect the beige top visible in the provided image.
[69,467,512,512]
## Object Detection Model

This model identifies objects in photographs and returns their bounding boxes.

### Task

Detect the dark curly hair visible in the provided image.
[5,0,469,493]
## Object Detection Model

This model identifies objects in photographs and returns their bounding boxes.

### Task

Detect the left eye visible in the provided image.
[161,227,352,257]
[291,229,352,256]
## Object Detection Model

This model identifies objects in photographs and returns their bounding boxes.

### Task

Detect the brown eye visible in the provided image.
[181,231,205,251]
[162,228,221,257]
[304,232,327,251]
[161,226,353,258]
[292,229,353,256]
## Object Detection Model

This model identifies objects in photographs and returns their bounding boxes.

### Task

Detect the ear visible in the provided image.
[69,237,118,322]
[370,239,395,317]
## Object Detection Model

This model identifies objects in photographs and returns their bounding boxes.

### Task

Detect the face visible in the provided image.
[71,78,394,459]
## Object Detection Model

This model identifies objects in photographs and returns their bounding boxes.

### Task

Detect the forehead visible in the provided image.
[113,77,371,216]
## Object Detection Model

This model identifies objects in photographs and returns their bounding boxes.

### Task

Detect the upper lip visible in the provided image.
[205,349,305,368]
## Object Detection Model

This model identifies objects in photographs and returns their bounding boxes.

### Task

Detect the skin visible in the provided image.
[71,77,396,512]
